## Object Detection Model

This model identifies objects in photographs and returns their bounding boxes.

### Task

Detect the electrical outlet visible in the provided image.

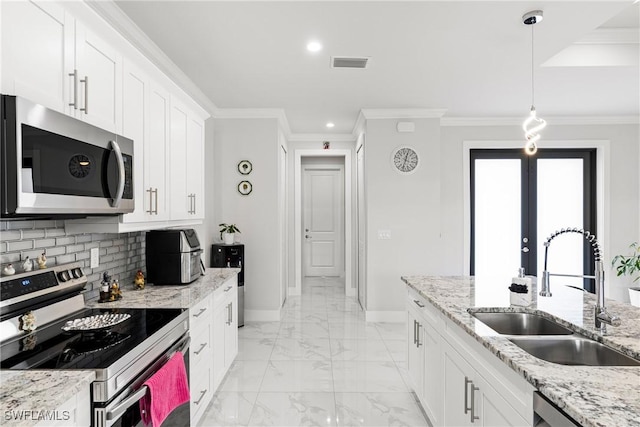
[90,247,99,268]
[377,230,391,240]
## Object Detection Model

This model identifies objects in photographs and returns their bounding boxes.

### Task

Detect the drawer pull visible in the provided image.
[413,299,425,308]
[194,343,207,355]
[224,286,232,292]
[193,389,207,405]
[193,307,207,318]
[464,377,472,414]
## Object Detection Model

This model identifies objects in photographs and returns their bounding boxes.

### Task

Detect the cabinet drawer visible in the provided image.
[214,280,235,307]
[190,358,212,425]
[190,295,212,323]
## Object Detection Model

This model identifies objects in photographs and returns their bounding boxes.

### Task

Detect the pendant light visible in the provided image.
[522,10,546,156]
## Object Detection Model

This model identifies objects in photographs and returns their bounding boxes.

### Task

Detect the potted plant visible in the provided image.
[612,242,640,307]
[219,223,240,245]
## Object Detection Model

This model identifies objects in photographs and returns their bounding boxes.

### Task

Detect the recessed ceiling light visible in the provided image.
[326,122,335,128]
[306,41,322,53]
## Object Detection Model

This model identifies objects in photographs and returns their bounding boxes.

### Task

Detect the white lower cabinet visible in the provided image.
[406,289,532,427]
[189,294,214,425]
[213,277,238,390]
[41,385,90,427]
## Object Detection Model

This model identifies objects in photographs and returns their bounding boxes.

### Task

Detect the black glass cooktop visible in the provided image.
[0,307,183,370]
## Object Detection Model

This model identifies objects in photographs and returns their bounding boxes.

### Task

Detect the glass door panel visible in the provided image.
[537,159,584,288]
[473,159,521,284]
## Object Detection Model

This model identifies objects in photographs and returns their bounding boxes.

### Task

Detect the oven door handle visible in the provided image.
[105,335,190,421]
[106,386,148,421]
[108,140,125,208]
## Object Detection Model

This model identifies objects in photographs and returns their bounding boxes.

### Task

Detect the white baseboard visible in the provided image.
[365,310,405,323]
[244,310,281,322]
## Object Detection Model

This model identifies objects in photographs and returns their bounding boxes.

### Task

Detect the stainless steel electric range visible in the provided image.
[0,263,190,427]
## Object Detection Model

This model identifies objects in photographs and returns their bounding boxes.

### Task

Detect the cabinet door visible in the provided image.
[169,98,189,219]
[422,321,443,426]
[212,300,227,390]
[407,310,424,398]
[147,83,171,221]
[186,115,205,218]
[443,342,473,427]
[224,288,238,366]
[1,1,73,113]
[75,22,122,132]
[121,60,148,223]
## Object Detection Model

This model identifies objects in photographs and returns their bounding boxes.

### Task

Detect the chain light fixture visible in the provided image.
[522,10,546,156]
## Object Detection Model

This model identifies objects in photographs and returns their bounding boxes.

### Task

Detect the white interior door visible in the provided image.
[302,162,344,277]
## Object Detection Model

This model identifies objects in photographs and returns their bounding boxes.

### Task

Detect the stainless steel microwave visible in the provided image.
[1,95,134,218]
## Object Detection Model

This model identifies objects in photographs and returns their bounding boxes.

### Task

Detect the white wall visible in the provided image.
[213,118,282,317]
[363,118,444,315]
[440,123,640,302]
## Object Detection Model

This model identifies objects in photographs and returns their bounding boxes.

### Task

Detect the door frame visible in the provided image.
[463,139,609,277]
[294,149,353,296]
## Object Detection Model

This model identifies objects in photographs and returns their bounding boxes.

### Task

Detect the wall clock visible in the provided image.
[238,160,252,175]
[391,146,419,174]
[238,181,252,195]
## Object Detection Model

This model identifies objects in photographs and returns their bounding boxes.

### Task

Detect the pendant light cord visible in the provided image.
[531,24,535,106]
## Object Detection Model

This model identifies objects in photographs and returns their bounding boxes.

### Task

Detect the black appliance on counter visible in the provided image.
[0,263,190,427]
[1,94,134,218]
[211,244,244,327]
[146,229,203,285]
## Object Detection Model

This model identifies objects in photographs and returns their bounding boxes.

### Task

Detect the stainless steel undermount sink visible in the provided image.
[508,337,640,367]
[470,311,574,335]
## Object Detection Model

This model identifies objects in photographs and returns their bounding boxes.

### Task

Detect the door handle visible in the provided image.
[464,377,472,414]
[305,228,309,232]
[146,188,154,214]
[470,383,480,422]
[413,319,417,345]
[108,140,125,207]
[153,188,158,214]
[416,322,422,347]
[305,235,311,239]
[80,75,88,113]
[521,247,530,253]
[68,70,78,109]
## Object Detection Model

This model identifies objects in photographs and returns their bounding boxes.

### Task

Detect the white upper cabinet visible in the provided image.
[146,83,171,222]
[73,22,122,132]
[1,1,122,133]
[170,96,205,221]
[1,1,73,112]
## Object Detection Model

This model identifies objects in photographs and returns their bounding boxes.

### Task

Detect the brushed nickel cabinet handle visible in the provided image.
[68,70,78,109]
[80,76,88,113]
[470,383,480,422]
[413,299,425,308]
[193,389,207,405]
[464,377,472,414]
[194,342,207,355]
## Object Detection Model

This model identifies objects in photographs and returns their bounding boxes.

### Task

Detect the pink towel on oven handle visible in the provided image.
[139,351,190,427]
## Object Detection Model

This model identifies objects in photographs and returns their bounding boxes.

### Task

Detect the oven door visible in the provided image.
[94,335,190,427]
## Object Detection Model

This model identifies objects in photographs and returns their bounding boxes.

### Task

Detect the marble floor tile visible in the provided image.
[332,361,409,392]
[280,310,329,323]
[236,338,275,361]
[334,392,429,427]
[248,392,338,426]
[220,360,269,392]
[383,339,408,363]
[198,391,257,426]
[374,322,408,341]
[330,338,394,361]
[327,311,366,324]
[238,322,281,339]
[271,337,332,361]
[329,322,383,341]
[279,321,331,340]
[261,360,334,392]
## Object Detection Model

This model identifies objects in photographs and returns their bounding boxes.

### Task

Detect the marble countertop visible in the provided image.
[86,267,240,309]
[402,275,640,427]
[0,268,238,427]
[0,371,95,427]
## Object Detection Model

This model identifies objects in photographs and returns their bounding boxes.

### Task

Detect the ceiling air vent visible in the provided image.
[331,56,369,69]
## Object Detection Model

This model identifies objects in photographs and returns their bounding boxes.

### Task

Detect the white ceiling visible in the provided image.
[114,1,639,134]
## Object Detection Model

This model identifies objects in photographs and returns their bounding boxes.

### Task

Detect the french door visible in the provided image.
[470,149,597,292]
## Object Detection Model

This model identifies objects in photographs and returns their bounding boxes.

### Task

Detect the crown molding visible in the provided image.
[441,116,640,127]
[85,1,217,115]
[360,108,448,120]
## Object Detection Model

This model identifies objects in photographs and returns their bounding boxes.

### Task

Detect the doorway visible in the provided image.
[470,148,597,292]
[293,149,353,296]
[301,157,345,278]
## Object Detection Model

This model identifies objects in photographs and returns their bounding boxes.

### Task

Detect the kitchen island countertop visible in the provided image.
[402,275,640,427]
[0,268,239,427]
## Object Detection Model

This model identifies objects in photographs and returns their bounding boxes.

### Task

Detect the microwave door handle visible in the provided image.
[109,140,125,207]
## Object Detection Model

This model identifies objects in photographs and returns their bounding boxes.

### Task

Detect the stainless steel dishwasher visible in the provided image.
[533,392,580,427]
